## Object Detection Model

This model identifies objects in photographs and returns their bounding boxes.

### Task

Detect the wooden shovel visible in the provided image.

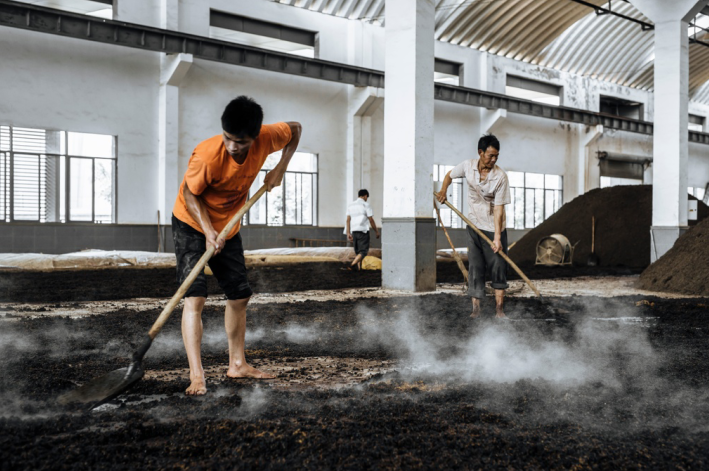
[434,192,542,299]
[58,185,268,408]
[434,197,468,282]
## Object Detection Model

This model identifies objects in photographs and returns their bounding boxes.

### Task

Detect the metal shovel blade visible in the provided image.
[57,360,144,408]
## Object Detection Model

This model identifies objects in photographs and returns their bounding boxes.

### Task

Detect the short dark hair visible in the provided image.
[221,96,264,139]
[358,189,369,198]
[478,134,500,153]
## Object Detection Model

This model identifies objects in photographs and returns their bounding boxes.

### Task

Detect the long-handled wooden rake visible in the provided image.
[434,192,542,299]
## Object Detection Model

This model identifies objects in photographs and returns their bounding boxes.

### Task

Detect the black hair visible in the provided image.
[478,134,500,153]
[358,189,369,198]
[221,96,264,139]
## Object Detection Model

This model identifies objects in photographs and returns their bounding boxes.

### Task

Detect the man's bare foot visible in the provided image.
[494,290,506,319]
[227,363,276,379]
[471,299,481,319]
[185,376,207,396]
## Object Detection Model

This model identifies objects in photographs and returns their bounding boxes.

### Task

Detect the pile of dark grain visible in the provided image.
[639,215,709,296]
[509,186,709,269]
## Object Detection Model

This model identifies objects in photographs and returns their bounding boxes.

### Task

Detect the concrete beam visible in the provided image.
[481,108,507,134]
[6,1,709,144]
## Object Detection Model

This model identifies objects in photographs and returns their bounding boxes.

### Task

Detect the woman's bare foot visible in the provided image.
[185,375,207,396]
[227,363,276,379]
[495,311,508,319]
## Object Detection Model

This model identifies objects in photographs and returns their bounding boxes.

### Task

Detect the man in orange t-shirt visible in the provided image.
[172,96,302,396]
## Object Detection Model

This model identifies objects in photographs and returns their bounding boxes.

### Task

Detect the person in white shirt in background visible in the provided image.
[436,134,511,319]
[345,189,380,270]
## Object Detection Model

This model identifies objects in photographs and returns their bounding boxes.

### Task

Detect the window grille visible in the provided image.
[507,171,563,230]
[0,125,116,224]
[243,152,318,226]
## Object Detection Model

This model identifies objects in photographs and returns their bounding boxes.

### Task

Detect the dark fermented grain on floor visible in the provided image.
[2,294,709,469]
[509,185,709,269]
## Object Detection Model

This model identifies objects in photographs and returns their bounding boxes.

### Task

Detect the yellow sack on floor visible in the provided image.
[361,255,382,270]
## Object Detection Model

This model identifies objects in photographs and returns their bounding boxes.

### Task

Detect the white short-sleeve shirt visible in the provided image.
[449,158,511,232]
[345,198,373,233]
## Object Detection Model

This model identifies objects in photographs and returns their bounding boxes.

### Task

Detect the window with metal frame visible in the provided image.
[601,176,643,188]
[600,95,644,121]
[689,114,705,132]
[688,186,706,201]
[36,0,113,18]
[433,164,463,229]
[506,75,562,106]
[209,10,317,58]
[0,126,116,224]
[506,171,563,230]
[434,59,461,86]
[243,152,318,226]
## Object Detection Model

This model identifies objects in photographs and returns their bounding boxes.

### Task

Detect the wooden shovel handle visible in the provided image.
[148,185,268,339]
[591,216,595,253]
[435,192,542,299]
[434,197,469,282]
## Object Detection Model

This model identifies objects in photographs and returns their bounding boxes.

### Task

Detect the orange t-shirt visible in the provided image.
[172,122,292,239]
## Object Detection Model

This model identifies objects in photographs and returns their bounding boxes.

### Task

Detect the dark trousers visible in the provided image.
[352,231,370,257]
[172,215,252,300]
[467,227,508,299]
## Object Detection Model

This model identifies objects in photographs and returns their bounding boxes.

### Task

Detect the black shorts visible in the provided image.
[352,231,370,257]
[172,215,252,300]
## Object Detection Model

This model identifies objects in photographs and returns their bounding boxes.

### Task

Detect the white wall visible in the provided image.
[2,0,709,231]
[0,27,160,224]
[178,61,350,226]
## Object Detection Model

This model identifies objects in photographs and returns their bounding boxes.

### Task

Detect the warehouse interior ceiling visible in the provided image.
[273,0,709,104]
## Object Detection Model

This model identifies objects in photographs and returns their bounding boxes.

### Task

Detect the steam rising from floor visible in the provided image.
[3,292,709,439]
[148,323,323,358]
[357,302,657,387]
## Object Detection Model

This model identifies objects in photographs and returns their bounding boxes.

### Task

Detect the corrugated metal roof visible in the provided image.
[536,1,654,88]
[275,0,385,23]
[433,0,607,62]
[272,0,709,104]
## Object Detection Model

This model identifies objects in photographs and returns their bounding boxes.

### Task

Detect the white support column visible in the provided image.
[382,0,436,291]
[346,87,384,203]
[578,124,603,195]
[630,0,709,261]
[156,0,190,226]
[158,53,192,225]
